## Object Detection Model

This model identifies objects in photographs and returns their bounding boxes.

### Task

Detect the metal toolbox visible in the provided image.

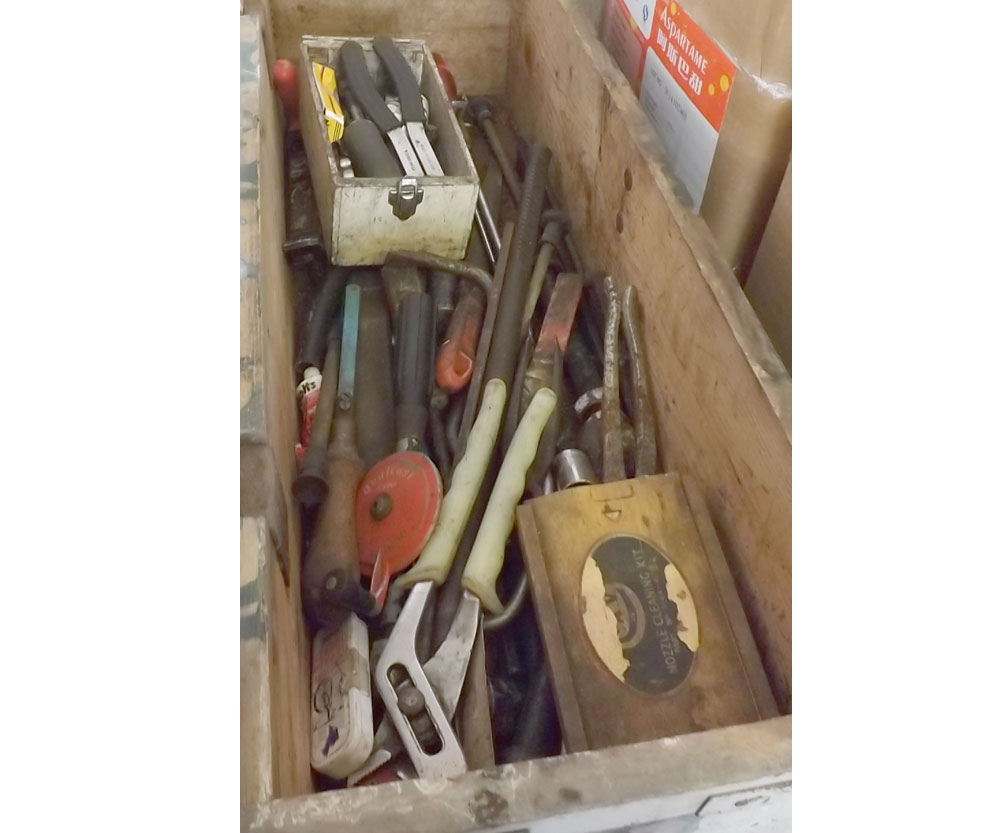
[297,35,480,265]
[241,0,792,828]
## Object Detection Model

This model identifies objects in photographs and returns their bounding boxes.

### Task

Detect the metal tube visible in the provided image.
[482,144,551,390]
[622,284,658,476]
[386,250,492,296]
[481,571,529,632]
[600,275,626,482]
[458,221,515,452]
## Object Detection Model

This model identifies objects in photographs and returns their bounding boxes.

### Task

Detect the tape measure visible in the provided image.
[356,452,443,607]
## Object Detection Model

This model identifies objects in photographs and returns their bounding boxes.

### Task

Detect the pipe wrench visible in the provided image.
[359,383,555,781]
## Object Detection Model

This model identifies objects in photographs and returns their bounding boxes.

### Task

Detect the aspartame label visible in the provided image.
[637,1,737,210]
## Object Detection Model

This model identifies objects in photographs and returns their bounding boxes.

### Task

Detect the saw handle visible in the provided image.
[397,378,507,588]
[462,387,556,612]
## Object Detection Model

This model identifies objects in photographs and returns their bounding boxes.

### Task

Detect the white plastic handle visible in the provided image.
[396,379,507,588]
[462,387,556,612]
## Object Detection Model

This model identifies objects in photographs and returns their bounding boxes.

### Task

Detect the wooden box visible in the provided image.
[298,35,480,265]
[241,0,792,829]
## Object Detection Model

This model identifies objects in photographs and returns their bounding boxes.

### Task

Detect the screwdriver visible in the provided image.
[301,284,375,630]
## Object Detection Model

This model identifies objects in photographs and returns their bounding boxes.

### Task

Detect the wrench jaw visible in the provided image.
[374,581,468,779]
[350,590,482,785]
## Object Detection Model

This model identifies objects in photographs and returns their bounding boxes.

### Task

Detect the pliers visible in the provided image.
[338,39,444,178]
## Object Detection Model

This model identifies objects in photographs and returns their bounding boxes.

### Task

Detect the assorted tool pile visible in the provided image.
[274,36,774,790]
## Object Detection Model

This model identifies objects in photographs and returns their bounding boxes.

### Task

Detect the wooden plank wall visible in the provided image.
[240,13,313,800]
[268,0,513,95]
[506,0,792,709]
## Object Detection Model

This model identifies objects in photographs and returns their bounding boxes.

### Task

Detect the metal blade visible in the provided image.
[338,284,361,401]
[405,122,444,176]
[387,127,425,177]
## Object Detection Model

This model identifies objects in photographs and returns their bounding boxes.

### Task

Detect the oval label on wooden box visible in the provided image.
[581,534,699,694]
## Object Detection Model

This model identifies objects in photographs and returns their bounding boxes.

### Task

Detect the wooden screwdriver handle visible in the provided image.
[302,406,366,629]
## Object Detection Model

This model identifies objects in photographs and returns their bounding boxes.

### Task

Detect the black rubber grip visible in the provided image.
[373,37,424,124]
[483,144,551,390]
[297,267,347,376]
[395,292,434,446]
[342,119,402,177]
[338,41,400,136]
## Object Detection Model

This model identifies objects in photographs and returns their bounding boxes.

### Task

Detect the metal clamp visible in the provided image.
[388,177,424,221]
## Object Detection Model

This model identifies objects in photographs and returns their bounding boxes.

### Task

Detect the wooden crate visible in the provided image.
[241,0,792,829]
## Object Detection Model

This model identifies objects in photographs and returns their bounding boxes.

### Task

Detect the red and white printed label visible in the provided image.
[637,1,737,210]
[649,1,736,132]
[621,0,656,39]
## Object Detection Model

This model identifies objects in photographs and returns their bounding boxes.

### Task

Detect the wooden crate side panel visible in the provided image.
[269,0,513,95]
[241,517,273,804]
[241,14,313,800]
[506,0,791,709]
[242,716,791,833]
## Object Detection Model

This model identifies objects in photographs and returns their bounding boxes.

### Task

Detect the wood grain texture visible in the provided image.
[241,14,313,800]
[506,0,792,710]
[243,716,791,833]
[270,0,512,95]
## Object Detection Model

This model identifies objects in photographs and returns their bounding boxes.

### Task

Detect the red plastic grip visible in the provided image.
[273,59,299,129]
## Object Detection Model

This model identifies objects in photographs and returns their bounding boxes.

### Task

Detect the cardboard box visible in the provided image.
[600,0,791,281]
[744,157,792,371]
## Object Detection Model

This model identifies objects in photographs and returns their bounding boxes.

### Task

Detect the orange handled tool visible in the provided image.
[435,290,484,393]
[272,59,299,130]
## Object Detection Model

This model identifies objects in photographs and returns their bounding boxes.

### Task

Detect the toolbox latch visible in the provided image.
[388,177,424,221]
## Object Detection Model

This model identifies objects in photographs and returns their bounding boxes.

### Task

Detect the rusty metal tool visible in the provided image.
[373,37,444,176]
[458,219,513,451]
[621,284,658,476]
[339,41,424,177]
[301,284,376,629]
[467,98,521,203]
[600,275,626,482]
[522,273,582,413]
[521,214,568,337]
